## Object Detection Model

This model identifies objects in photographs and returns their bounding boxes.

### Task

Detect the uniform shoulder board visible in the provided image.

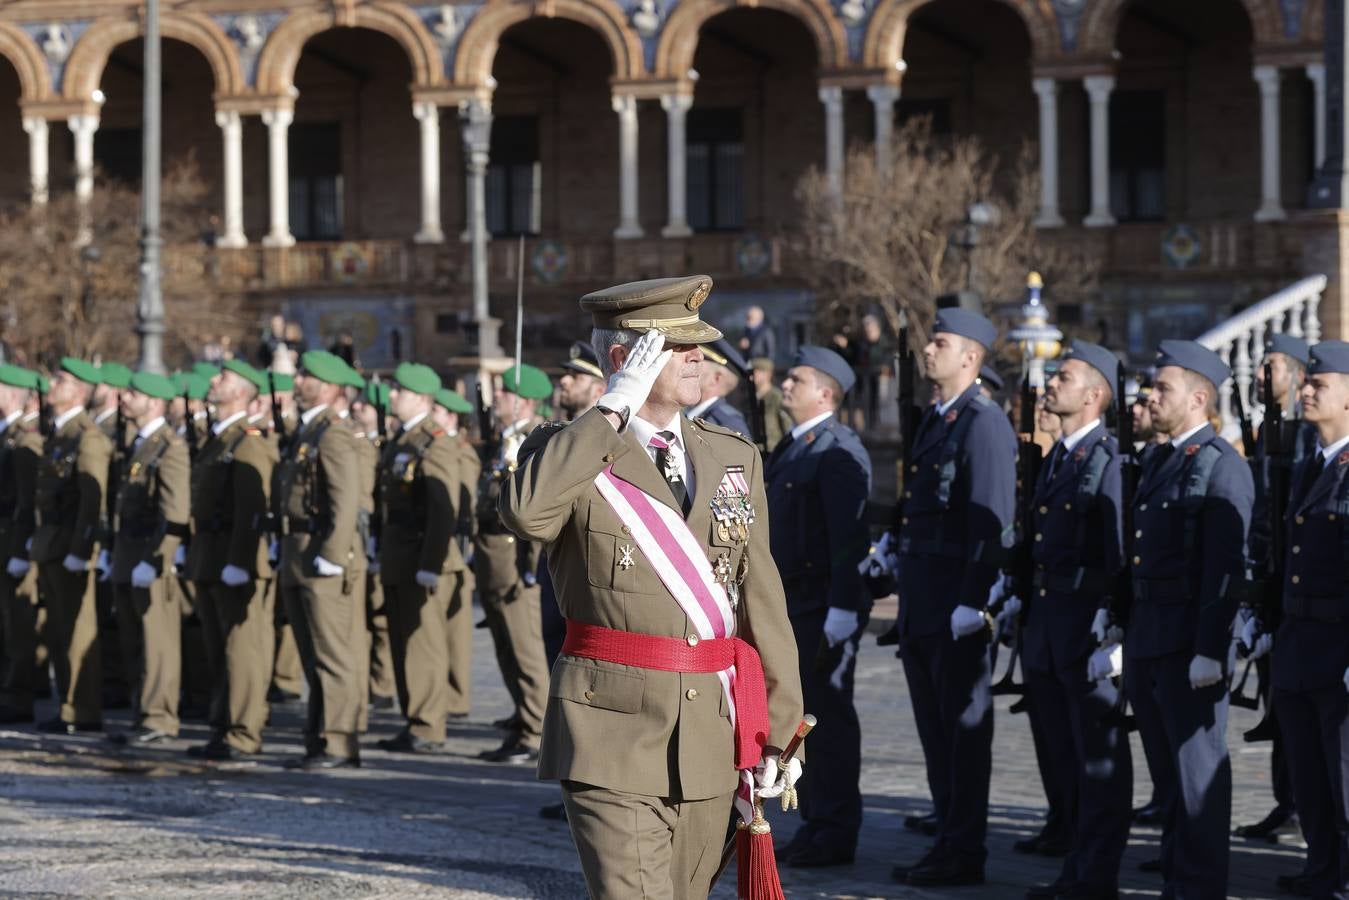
[244,426,262,436]
[692,416,754,447]
[431,427,446,438]
[970,394,995,410]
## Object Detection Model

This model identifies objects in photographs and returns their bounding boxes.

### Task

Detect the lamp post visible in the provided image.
[1007,272,1063,391]
[136,0,165,373]
[957,200,1000,294]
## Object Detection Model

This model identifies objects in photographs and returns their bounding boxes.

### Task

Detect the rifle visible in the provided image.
[1232,375,1257,458]
[874,316,918,639]
[107,406,127,553]
[183,389,200,463]
[476,375,500,469]
[992,373,1042,704]
[1104,366,1139,730]
[268,371,287,453]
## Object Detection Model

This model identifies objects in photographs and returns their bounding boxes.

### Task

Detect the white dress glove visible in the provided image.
[220,564,250,587]
[755,753,803,800]
[6,557,29,579]
[95,549,111,581]
[823,607,859,648]
[1087,643,1123,682]
[62,554,89,573]
[173,544,186,571]
[130,561,157,589]
[950,604,987,640]
[1239,615,1274,660]
[595,331,672,427]
[313,555,343,577]
[1091,607,1124,646]
[859,532,899,579]
[1189,654,1224,690]
[994,594,1022,640]
[415,569,440,589]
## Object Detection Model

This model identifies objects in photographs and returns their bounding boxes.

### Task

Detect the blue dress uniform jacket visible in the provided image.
[1273,447,1349,897]
[695,398,751,438]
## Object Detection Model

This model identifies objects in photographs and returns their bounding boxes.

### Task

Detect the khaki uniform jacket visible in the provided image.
[500,408,803,800]
[186,417,275,583]
[275,407,360,585]
[32,410,111,564]
[379,416,459,582]
[111,424,190,584]
[0,413,42,561]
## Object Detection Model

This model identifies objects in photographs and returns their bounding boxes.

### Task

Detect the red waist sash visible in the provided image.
[563,619,770,771]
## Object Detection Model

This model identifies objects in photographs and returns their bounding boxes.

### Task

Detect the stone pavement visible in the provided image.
[0,613,1305,898]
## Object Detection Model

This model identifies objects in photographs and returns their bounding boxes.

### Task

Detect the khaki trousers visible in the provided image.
[385,577,452,741]
[284,574,363,758]
[366,575,395,701]
[482,583,548,747]
[561,782,735,900]
[114,579,181,734]
[445,570,472,715]
[0,564,45,713]
[269,578,304,696]
[40,563,102,724]
[197,579,273,752]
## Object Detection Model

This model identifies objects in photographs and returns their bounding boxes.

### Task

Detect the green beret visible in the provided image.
[192,362,221,380]
[270,372,294,392]
[342,362,366,390]
[0,364,37,390]
[36,373,49,394]
[300,350,350,387]
[435,388,473,414]
[129,371,177,401]
[502,364,552,400]
[60,357,102,386]
[222,359,267,393]
[98,362,133,389]
[174,371,210,401]
[393,362,441,396]
[363,381,390,412]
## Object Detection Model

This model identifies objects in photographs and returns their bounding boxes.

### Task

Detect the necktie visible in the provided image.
[1044,442,1065,482]
[1294,452,1326,507]
[649,431,690,514]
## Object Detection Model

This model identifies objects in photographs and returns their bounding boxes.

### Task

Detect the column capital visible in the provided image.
[818,85,844,107]
[1031,76,1058,99]
[1306,61,1326,80]
[612,93,639,116]
[1253,63,1282,91]
[261,107,293,128]
[214,109,241,130]
[1083,74,1115,97]
[412,100,440,122]
[865,84,900,105]
[67,113,100,133]
[659,92,694,113]
[21,116,47,135]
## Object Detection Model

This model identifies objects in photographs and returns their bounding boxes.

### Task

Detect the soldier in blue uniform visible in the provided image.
[1269,339,1349,898]
[891,308,1018,886]
[687,338,752,437]
[766,346,872,868]
[1019,341,1132,900]
[1123,340,1253,900]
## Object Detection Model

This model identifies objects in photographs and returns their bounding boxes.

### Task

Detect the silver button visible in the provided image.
[685,688,699,700]
[687,635,699,647]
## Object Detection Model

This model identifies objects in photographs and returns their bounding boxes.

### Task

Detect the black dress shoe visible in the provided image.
[479,739,538,764]
[368,695,396,711]
[284,753,360,770]
[0,705,34,724]
[38,717,101,735]
[891,846,945,882]
[786,844,855,868]
[448,712,469,721]
[187,741,237,761]
[1276,872,1312,897]
[109,726,172,746]
[1133,802,1165,825]
[1235,805,1293,839]
[905,854,984,887]
[491,713,522,730]
[1137,857,1162,873]
[267,686,302,704]
[1035,833,1072,857]
[1026,880,1075,899]
[539,802,567,821]
[376,732,446,754]
[904,811,939,835]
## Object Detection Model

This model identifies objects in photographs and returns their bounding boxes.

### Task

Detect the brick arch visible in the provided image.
[62,12,245,101]
[1303,0,1324,44]
[0,22,51,102]
[655,0,848,80]
[864,0,1055,75]
[454,0,645,86]
[255,3,444,96]
[1078,0,1281,59]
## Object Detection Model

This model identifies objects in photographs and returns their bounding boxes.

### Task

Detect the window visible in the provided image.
[487,116,541,236]
[1109,90,1166,222]
[93,128,142,185]
[687,108,744,232]
[290,122,342,241]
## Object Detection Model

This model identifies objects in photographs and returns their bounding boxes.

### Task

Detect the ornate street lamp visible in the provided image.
[1007,272,1062,391]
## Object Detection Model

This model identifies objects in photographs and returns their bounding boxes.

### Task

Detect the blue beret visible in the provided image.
[1062,339,1120,386]
[1308,340,1349,375]
[702,338,749,375]
[1263,333,1311,366]
[977,364,1004,393]
[794,345,855,394]
[933,308,997,351]
[1155,340,1230,389]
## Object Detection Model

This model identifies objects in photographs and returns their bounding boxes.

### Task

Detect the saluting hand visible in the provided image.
[596,330,671,430]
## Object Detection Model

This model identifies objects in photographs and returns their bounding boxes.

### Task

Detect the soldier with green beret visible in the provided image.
[184,360,277,760]
[0,366,47,723]
[475,363,553,763]
[259,368,303,706]
[106,372,190,745]
[91,361,137,708]
[33,358,112,733]
[275,350,364,768]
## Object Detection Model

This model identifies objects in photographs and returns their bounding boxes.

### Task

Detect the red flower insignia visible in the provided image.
[1074,447,1087,462]
[805,432,816,444]
[944,410,959,424]
[1338,451,1349,466]
[1185,444,1201,456]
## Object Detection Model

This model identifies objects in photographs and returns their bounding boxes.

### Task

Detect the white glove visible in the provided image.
[595,330,671,426]
[366,535,378,561]
[62,553,88,573]
[1249,633,1273,660]
[130,561,157,589]
[1189,654,1224,689]
[1091,607,1124,645]
[220,564,250,587]
[822,607,858,648]
[755,753,803,800]
[994,594,1022,639]
[415,569,440,589]
[1087,643,1123,682]
[6,557,29,579]
[1227,639,1239,676]
[313,555,343,577]
[95,548,111,582]
[173,544,186,570]
[950,604,987,640]
[859,532,898,578]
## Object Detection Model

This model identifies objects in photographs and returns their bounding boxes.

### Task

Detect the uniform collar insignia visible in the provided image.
[1185,444,1201,456]
[1338,451,1349,466]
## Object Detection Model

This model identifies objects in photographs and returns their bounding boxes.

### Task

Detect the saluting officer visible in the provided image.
[767,345,872,868]
[1124,341,1252,899]
[1267,340,1349,898]
[0,365,45,724]
[433,386,479,718]
[277,351,363,769]
[687,338,752,436]
[891,309,1017,887]
[107,372,190,744]
[186,360,276,760]
[1020,341,1132,900]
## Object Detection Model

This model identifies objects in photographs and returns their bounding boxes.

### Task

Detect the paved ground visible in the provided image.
[0,614,1306,898]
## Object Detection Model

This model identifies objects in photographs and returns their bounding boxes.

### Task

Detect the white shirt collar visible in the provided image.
[790,410,833,440]
[300,404,328,426]
[1059,418,1102,454]
[93,407,116,426]
[337,408,349,419]
[1171,421,1208,447]
[137,417,166,441]
[501,418,532,439]
[0,409,20,433]
[629,412,685,452]
[402,411,428,432]
[212,410,247,435]
[54,405,84,431]
[686,397,717,420]
[1317,434,1349,466]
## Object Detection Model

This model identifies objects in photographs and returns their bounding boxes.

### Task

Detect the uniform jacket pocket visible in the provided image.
[551,659,645,714]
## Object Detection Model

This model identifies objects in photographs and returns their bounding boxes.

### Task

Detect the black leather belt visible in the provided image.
[1284,594,1346,624]
[1032,566,1107,595]
[1131,576,1190,603]
[280,515,327,535]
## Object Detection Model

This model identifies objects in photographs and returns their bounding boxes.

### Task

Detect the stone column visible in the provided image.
[1032,77,1064,228]
[68,114,99,243]
[1083,75,1115,227]
[413,101,445,244]
[22,116,48,207]
[613,94,644,239]
[215,110,247,248]
[1254,64,1286,222]
[261,107,295,248]
[819,85,845,201]
[460,96,502,359]
[660,92,693,238]
[866,84,899,174]
[1307,62,1327,170]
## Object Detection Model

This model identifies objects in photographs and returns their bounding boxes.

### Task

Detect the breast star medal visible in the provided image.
[618,543,635,571]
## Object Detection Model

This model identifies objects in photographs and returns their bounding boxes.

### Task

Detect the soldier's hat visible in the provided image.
[1264,333,1311,367]
[270,371,294,392]
[0,364,37,391]
[298,350,350,387]
[129,371,177,401]
[362,381,390,412]
[222,359,268,393]
[933,308,997,351]
[502,364,552,400]
[98,362,133,389]
[793,345,855,394]
[1061,339,1120,385]
[977,364,1004,393]
[751,357,775,374]
[1155,340,1230,390]
[702,338,749,375]
[436,388,474,415]
[581,275,722,344]
[59,357,101,386]
[393,362,441,397]
[1308,339,1349,375]
[561,342,604,379]
[173,371,210,401]
[192,362,221,380]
